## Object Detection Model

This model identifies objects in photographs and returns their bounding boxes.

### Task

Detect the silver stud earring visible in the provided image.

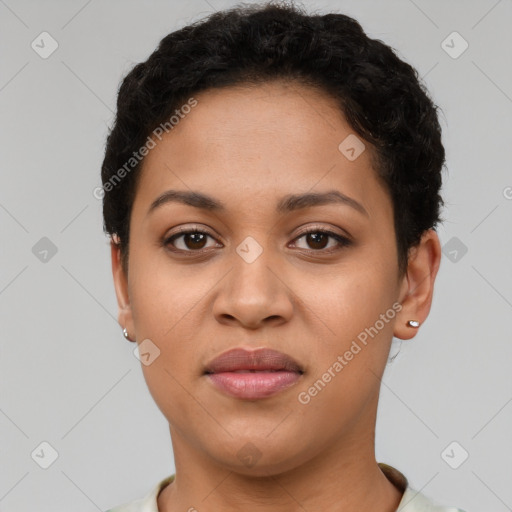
[123,327,130,340]
[407,320,420,328]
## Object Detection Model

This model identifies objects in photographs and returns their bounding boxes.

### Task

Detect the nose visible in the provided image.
[212,248,294,329]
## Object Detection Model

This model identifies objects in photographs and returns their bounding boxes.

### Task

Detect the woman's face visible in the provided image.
[113,81,423,474]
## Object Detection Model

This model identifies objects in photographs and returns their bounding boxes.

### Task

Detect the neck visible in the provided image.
[157,408,404,512]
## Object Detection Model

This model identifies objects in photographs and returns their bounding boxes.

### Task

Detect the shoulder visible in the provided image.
[399,487,467,512]
[378,463,466,512]
[105,475,175,512]
[106,469,467,512]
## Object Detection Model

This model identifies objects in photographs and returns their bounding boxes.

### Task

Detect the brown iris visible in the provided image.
[183,232,208,250]
[305,232,329,250]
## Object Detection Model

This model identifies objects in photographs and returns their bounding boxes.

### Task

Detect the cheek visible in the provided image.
[296,283,395,423]
[128,251,208,396]
[128,244,207,336]
[301,259,398,373]
[133,292,204,428]
[307,264,393,329]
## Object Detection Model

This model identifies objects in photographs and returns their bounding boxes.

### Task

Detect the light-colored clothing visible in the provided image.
[105,463,465,512]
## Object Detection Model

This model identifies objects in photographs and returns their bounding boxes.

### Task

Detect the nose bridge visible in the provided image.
[231,236,279,303]
[213,235,293,326]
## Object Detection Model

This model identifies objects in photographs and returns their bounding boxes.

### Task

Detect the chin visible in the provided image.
[206,436,311,478]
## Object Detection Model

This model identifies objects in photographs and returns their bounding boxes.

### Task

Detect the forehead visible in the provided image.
[159,81,353,160]
[132,81,390,219]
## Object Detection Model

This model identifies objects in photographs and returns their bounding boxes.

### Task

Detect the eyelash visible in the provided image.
[163,226,352,255]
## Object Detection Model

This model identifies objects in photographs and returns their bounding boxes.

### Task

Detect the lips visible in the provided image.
[204,347,303,374]
[204,347,304,400]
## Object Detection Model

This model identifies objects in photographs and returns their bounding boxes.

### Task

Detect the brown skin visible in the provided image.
[111,80,441,511]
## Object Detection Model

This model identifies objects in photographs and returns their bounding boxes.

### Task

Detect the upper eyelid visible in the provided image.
[166,224,348,239]
[165,227,220,244]
[294,225,350,238]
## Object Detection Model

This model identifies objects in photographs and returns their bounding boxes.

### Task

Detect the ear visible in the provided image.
[111,239,135,342]
[394,229,442,340]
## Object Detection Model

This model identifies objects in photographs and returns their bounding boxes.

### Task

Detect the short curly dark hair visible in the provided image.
[100,0,446,278]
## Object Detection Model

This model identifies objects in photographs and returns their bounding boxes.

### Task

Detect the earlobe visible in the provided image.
[394,229,442,340]
[111,239,135,342]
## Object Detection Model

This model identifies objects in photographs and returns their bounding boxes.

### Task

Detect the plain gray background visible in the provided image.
[1,0,511,511]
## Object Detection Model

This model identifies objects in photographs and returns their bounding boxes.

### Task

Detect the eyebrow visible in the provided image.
[148,189,368,217]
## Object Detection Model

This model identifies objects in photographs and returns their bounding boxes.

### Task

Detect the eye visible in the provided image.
[164,227,221,253]
[163,226,352,255]
[291,228,352,253]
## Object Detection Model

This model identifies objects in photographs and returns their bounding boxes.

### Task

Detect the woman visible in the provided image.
[101,2,465,510]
